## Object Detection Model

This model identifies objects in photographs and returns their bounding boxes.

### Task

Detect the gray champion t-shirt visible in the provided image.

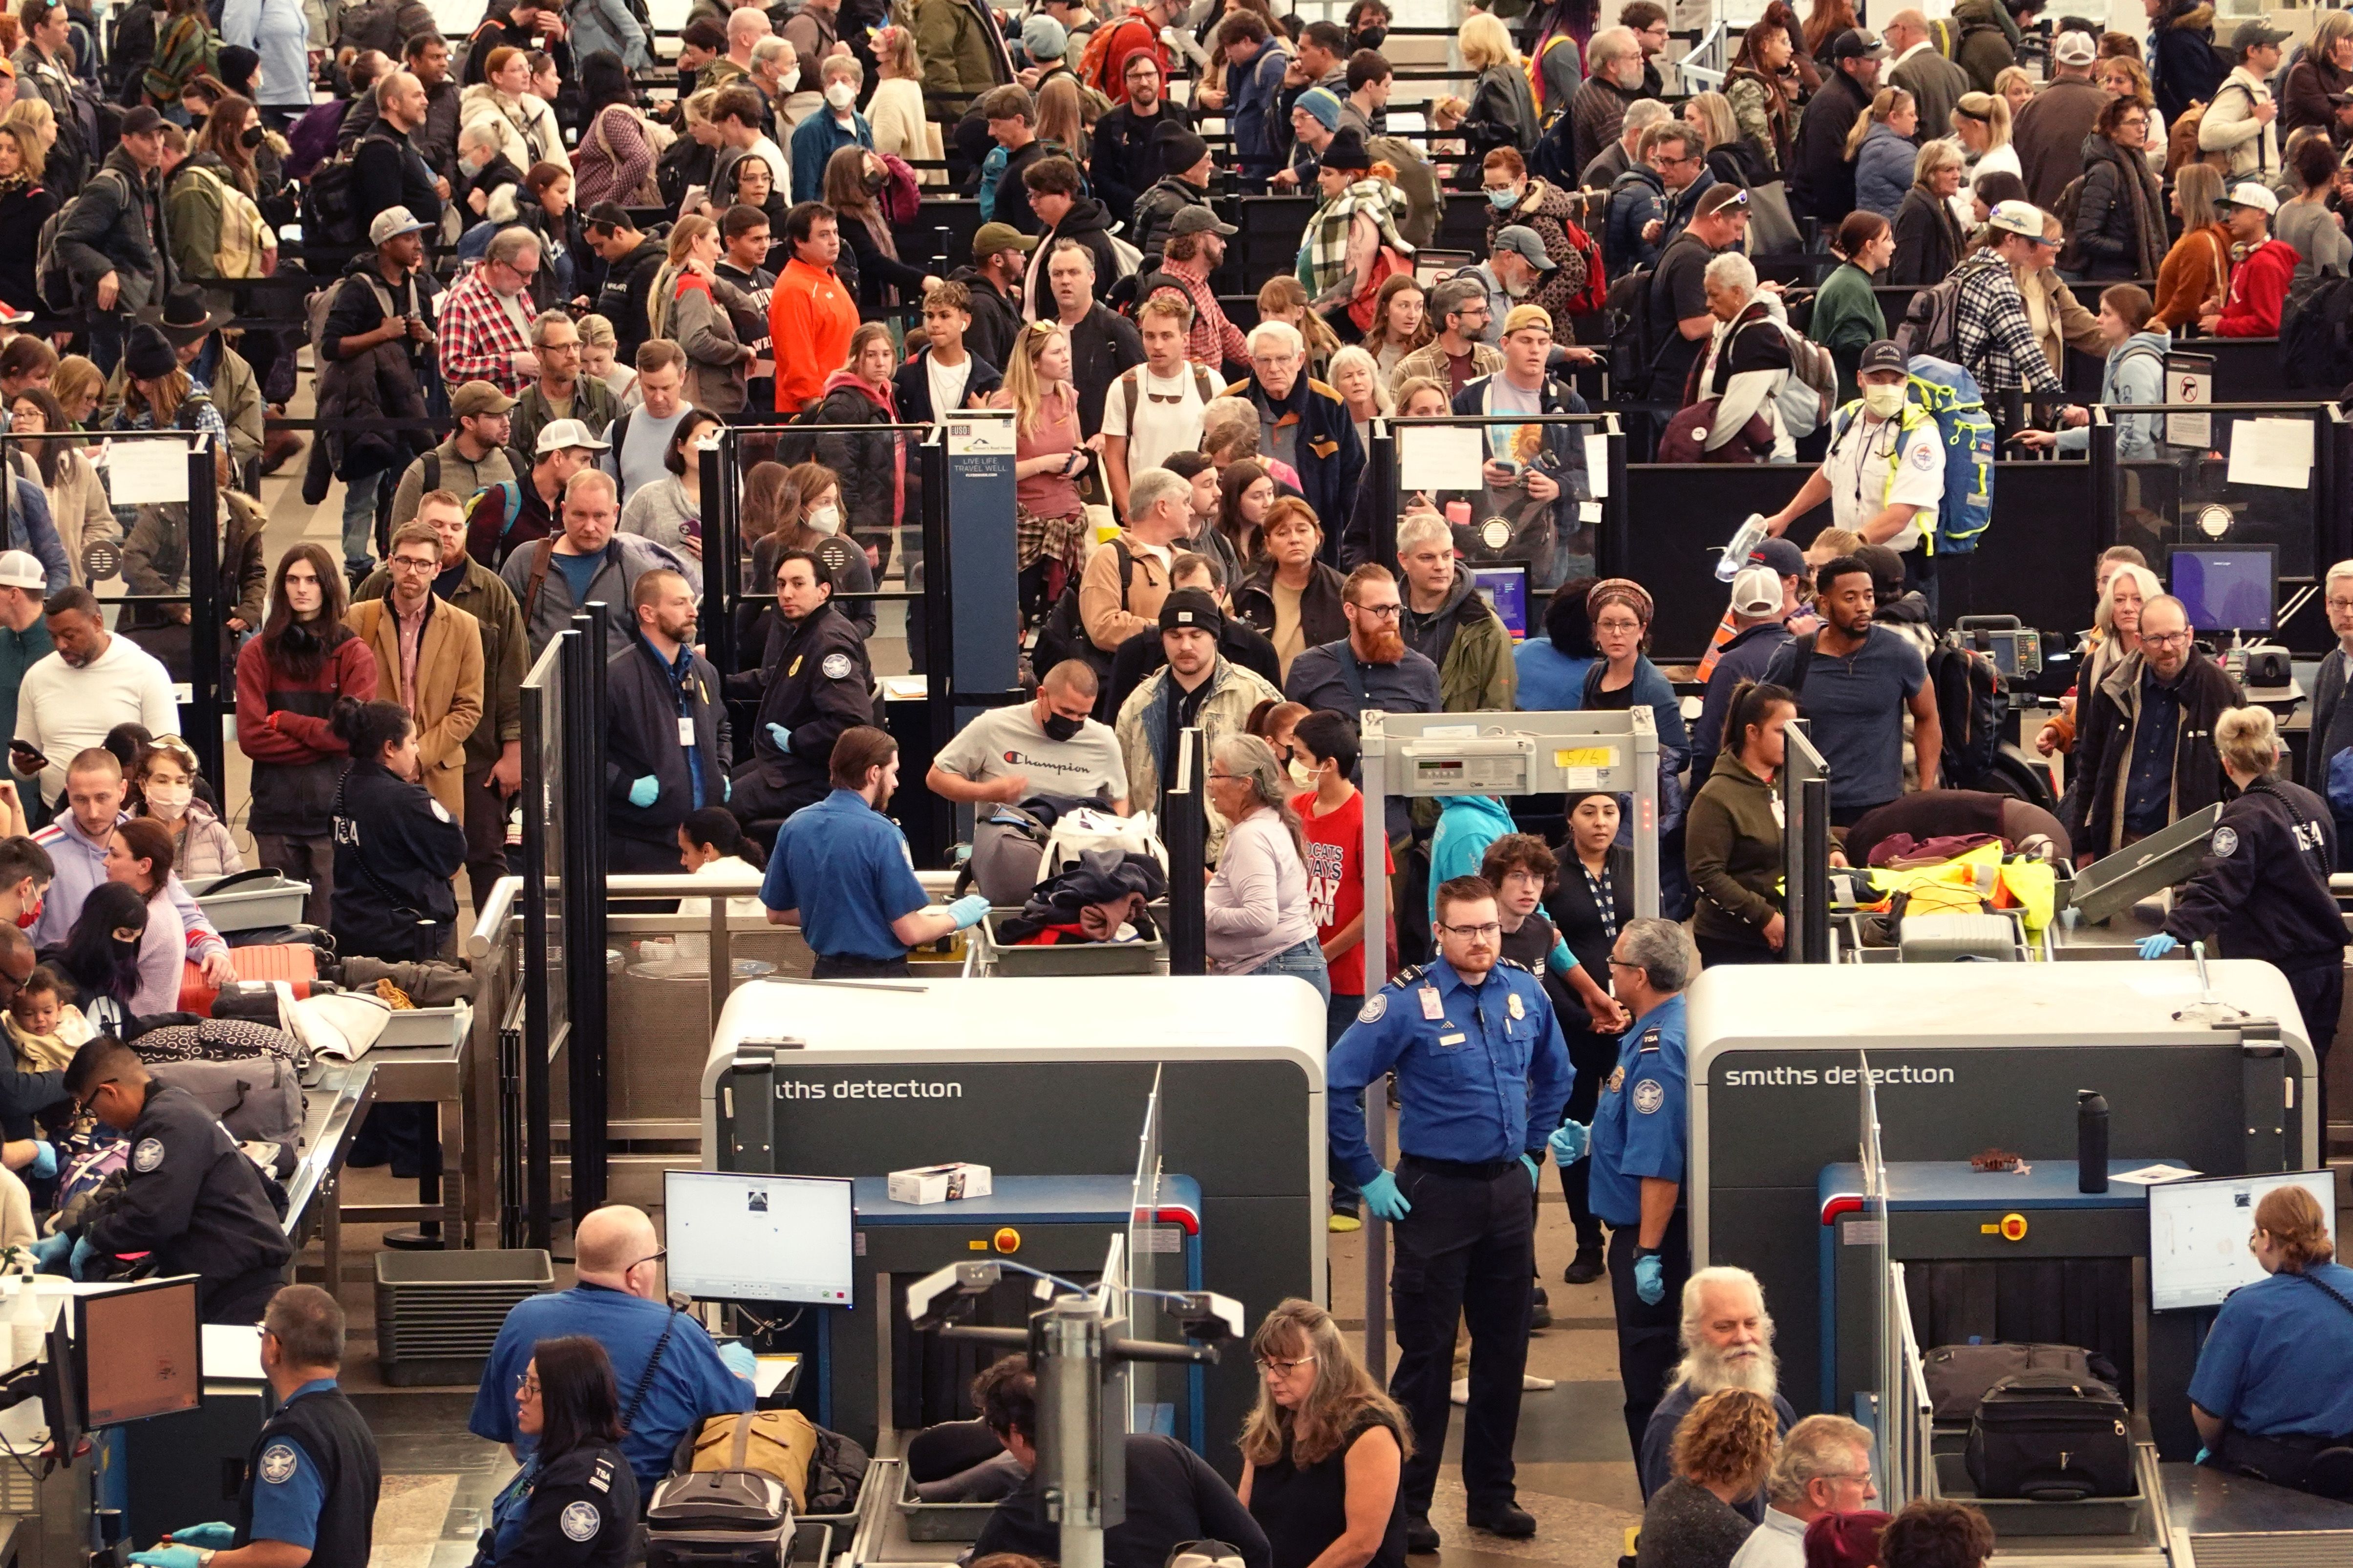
[934,707,1129,803]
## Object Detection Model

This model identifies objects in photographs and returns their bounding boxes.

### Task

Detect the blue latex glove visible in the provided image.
[166,1524,237,1549]
[1361,1169,1411,1222]
[68,1236,94,1281]
[29,1231,68,1271]
[767,722,792,754]
[628,775,658,808]
[2195,1447,2211,1465]
[1634,1251,1665,1305]
[945,894,990,931]
[2138,933,2178,959]
[1519,1153,1541,1189]
[129,1549,203,1568]
[1550,1121,1591,1166]
[27,1141,53,1180]
[723,775,731,802]
[717,1341,758,1381]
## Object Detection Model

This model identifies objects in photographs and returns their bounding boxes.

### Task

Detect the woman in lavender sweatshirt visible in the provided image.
[1203,734,1330,1001]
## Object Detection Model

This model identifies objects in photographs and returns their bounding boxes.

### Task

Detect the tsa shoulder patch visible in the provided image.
[258,1441,299,1485]
[2212,826,2239,857]
[1633,1078,1666,1115]
[132,1137,164,1173]
[1357,993,1388,1024]
[430,799,453,824]
[560,1500,601,1542]
[822,653,853,680]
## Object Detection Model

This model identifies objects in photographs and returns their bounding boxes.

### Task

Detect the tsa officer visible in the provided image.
[1555,915,1693,1454]
[1326,872,1573,1549]
[727,548,874,829]
[329,699,471,961]
[761,726,990,978]
[132,1286,384,1568]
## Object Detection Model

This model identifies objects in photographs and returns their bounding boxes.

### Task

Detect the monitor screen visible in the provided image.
[2148,1169,2337,1311]
[665,1171,855,1305]
[78,1277,201,1428]
[2171,546,2276,632]
[1471,564,1528,642]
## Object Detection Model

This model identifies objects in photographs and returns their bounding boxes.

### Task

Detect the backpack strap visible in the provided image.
[423,450,440,496]
[522,533,556,623]
[1118,365,1140,432]
[1789,629,1819,697]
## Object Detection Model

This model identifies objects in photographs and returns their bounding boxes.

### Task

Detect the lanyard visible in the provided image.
[1840,414,1902,524]
[1581,858,1618,942]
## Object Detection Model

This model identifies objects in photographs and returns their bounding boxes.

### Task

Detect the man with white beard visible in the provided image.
[1636,1266,1798,1517]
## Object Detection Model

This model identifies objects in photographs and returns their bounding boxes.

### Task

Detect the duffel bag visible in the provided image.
[646,1417,791,1549]
[1966,1368,2134,1500]
[140,1054,304,1175]
[1923,1342,2114,1423]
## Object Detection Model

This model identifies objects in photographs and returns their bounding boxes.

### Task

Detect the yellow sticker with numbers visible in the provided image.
[1555,747,1618,769]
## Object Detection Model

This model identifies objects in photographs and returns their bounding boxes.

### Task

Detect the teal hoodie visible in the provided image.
[1428,795,1520,925]
[2057,327,2169,461]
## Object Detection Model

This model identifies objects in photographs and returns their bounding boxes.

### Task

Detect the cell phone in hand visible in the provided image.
[9,742,44,771]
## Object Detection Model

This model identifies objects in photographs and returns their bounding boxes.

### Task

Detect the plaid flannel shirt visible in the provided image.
[437,267,537,397]
[1152,259,1249,370]
[1951,252,2062,396]
[1302,180,1412,304]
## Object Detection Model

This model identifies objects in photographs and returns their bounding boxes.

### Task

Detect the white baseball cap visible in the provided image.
[535,417,612,455]
[0,551,42,591]
[2219,181,2279,216]
[1730,566,1782,617]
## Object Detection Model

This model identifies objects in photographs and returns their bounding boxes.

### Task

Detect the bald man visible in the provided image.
[468,1204,755,1493]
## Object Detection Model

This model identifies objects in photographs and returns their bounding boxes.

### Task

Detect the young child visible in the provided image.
[5,965,91,1075]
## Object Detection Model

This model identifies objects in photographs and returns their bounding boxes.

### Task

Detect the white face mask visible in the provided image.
[144,782,193,816]
[1861,382,1907,419]
[779,65,800,92]
[825,81,856,109]
[807,503,841,535]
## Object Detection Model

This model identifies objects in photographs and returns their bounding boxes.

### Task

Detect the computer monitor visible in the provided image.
[76,1276,201,1429]
[664,1171,856,1305]
[2148,1169,2337,1311]
[1471,563,1529,642]
[2170,544,2277,632]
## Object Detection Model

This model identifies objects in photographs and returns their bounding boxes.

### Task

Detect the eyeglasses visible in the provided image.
[1608,956,1644,973]
[1352,601,1403,618]
[628,1249,667,1272]
[515,1373,542,1398]
[387,554,440,572]
[2143,630,2191,648]
[1255,1353,1316,1373]
[1438,921,1501,938]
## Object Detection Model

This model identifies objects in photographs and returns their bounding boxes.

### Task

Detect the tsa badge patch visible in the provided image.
[560,1502,601,1542]
[1358,994,1388,1024]
[1632,1079,1666,1115]
[822,653,853,680]
[2211,826,2238,858]
[132,1138,164,1173]
[258,1442,299,1485]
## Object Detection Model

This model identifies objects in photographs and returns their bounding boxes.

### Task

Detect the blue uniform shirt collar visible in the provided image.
[1627,991,1687,1040]
[278,1377,340,1411]
[1426,956,1498,998]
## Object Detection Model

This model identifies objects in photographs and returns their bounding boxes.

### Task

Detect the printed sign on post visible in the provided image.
[2168,363,2211,450]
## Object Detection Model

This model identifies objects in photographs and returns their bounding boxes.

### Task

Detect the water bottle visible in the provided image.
[1716,514,1769,582]
[2077,1090,2109,1193]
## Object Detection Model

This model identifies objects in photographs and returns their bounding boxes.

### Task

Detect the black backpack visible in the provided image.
[300,156,365,249]
[2283,272,2353,389]
[1965,1368,2134,1501]
[1927,637,2005,788]
[1032,539,1131,710]
[104,0,155,106]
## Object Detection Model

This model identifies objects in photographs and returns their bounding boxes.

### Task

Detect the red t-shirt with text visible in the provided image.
[1295,788,1395,997]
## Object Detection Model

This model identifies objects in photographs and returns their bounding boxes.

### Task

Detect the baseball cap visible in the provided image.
[119,104,163,136]
[1492,225,1558,271]
[535,417,612,455]
[370,206,430,246]
[450,381,517,418]
[1828,26,1888,61]
[1501,303,1554,337]
[0,552,43,591]
[1169,205,1237,238]
[972,221,1040,261]
[2218,180,2279,215]
[1753,536,1807,579]
[1730,566,1782,617]
[2050,28,2097,65]
[1857,338,1910,376]
[1159,588,1224,636]
[2231,19,2289,52]
[1985,199,2048,237]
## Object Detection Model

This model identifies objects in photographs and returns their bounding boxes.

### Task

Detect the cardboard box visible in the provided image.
[888,1162,994,1205]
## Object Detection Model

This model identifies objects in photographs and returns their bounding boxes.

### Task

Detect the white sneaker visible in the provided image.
[1523,1374,1556,1391]
[1450,1377,1469,1405]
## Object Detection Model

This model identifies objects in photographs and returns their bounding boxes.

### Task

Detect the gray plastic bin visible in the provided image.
[895,1465,998,1541]
[375,1248,554,1387]
[187,871,313,933]
[970,910,1167,976]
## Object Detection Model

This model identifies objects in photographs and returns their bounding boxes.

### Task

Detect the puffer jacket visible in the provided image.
[2150,0,2224,127]
[302,335,430,500]
[1603,162,1667,277]
[458,83,569,175]
[1951,0,2014,93]
[2072,132,2167,281]
[803,372,907,570]
[1130,174,1211,262]
[1854,121,1917,219]
[1484,178,1592,329]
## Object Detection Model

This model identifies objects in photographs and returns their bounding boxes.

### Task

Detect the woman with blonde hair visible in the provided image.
[2,97,55,166]
[1685,90,1770,188]
[1326,345,1391,456]
[1848,86,1919,218]
[989,321,1090,615]
[2153,162,2232,329]
[867,23,944,181]
[1891,139,1967,285]
[1435,11,1538,154]
[48,355,101,430]
[1949,90,2018,224]
[649,212,756,415]
[2034,557,2158,759]
[1257,275,1341,380]
[2096,53,2168,171]
[1357,275,1429,382]
[1994,64,2035,119]
[578,314,637,401]
[1636,1388,1778,1568]
[1036,74,1089,162]
[1238,1298,1409,1568]
[0,117,52,315]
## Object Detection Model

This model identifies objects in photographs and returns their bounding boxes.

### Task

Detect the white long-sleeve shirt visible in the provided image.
[13,636,177,806]
[1204,807,1318,975]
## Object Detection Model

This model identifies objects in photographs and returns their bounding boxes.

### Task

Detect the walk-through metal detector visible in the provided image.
[1355,707,1663,1377]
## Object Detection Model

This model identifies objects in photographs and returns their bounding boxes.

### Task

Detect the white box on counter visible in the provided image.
[887,1162,993,1205]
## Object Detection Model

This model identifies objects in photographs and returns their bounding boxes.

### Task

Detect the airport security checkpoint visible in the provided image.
[23,0,2353,1564]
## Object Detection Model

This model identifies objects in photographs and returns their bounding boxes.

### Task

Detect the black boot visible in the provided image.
[1564,1246,1604,1284]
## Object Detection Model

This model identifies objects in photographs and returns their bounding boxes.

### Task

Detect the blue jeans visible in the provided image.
[1250,936,1331,1003]
[341,472,384,573]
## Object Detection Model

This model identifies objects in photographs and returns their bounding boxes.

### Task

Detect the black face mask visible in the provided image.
[241,124,265,149]
[1353,25,1386,50]
[1041,710,1084,742]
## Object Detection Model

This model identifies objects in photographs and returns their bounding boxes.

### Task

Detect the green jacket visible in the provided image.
[353,552,530,771]
[509,376,621,465]
[1405,572,1516,715]
[1686,748,1784,945]
[918,0,1011,120]
[1809,260,1887,404]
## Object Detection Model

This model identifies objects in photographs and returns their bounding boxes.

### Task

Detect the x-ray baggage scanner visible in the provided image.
[1353,707,1662,1373]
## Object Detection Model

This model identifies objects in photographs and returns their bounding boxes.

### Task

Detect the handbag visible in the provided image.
[1743,180,1802,255]
[1657,398,1774,462]
[593,104,663,206]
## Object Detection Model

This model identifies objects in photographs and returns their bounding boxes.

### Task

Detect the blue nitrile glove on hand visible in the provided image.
[2138,933,2179,959]
[28,1140,54,1180]
[69,1236,95,1282]
[128,1548,202,1568]
[29,1231,68,1271]
[1519,1153,1541,1189]
[1550,1121,1591,1165]
[1362,1170,1411,1222]
[1634,1250,1665,1305]
[767,723,792,754]
[628,775,658,808]
[166,1523,237,1550]
[723,776,731,802]
[946,894,991,931]
[718,1342,758,1381]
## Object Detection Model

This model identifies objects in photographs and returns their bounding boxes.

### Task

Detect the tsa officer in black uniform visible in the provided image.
[606,568,731,873]
[132,1285,384,1568]
[476,1335,641,1567]
[1327,872,1573,1550]
[1554,916,1693,1454]
[60,1038,294,1324]
[2141,705,2346,1133]
[726,548,874,829]
[329,699,471,961]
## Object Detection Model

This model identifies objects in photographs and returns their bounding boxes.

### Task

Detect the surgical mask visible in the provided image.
[1041,711,1084,742]
[1487,187,1517,211]
[143,782,193,816]
[240,124,264,149]
[12,894,37,932]
[779,65,800,92]
[862,168,887,192]
[459,152,484,176]
[806,503,840,535]
[826,81,856,109]
[1861,382,1908,419]
[1286,758,1313,787]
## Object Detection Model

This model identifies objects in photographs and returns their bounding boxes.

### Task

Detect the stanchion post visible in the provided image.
[1165,727,1205,975]
[703,430,739,677]
[186,436,225,800]
[1368,421,1396,579]
[562,607,612,1219]
[1360,722,1389,1381]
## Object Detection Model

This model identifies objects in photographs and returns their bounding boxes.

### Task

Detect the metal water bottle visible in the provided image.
[2078,1090,2109,1193]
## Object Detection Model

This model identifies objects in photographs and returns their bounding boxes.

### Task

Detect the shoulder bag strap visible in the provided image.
[619,1307,679,1432]
[522,534,556,623]
[1790,629,1818,695]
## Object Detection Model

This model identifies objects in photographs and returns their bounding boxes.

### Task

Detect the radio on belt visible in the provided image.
[888,1162,994,1205]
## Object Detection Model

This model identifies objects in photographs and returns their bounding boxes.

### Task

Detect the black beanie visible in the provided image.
[1159,129,1210,178]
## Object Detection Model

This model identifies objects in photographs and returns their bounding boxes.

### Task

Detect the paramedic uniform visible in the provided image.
[2189,1258,2353,1495]
[232,1376,383,1565]
[759,788,934,978]
[1587,989,1690,1454]
[1820,401,1945,612]
[1326,957,1573,1526]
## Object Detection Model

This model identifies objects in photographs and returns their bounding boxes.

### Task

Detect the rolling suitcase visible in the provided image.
[1965,1368,2134,1500]
[178,944,321,1016]
[644,1417,793,1567]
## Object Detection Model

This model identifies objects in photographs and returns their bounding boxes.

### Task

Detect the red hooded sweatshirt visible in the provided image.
[2216,237,2297,337]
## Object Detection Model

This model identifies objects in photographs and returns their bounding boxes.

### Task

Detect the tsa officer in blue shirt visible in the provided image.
[761,726,990,977]
[133,1286,382,1568]
[1327,872,1573,1550]
[2189,1182,2353,1497]
[1555,915,1693,1454]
